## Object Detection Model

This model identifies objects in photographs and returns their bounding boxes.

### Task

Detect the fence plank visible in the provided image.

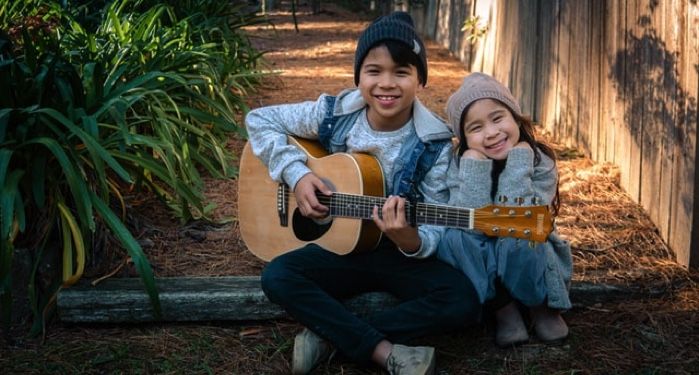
[654,0,674,240]
[670,2,699,267]
[639,0,662,227]
[556,0,572,144]
[601,1,617,164]
[588,0,603,160]
[622,0,641,201]
[615,1,631,195]
[575,0,592,155]
[537,0,560,131]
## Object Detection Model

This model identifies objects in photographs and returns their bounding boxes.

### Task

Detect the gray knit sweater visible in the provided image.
[446,147,573,310]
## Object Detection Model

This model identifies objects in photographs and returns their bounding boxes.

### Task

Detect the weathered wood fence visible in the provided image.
[399,0,699,267]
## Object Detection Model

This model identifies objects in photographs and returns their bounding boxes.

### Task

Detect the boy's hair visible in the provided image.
[447,72,561,214]
[354,11,427,85]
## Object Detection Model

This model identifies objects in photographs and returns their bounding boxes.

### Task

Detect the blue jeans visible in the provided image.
[261,242,481,364]
[438,229,548,307]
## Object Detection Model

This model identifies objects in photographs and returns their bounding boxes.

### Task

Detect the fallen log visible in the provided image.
[56,276,654,323]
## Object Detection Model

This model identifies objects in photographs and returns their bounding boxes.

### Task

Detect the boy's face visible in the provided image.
[357,45,423,131]
[462,98,520,161]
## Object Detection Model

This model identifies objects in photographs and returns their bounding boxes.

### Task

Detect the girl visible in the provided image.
[439,72,572,347]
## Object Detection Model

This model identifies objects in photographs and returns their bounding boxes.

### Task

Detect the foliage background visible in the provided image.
[0,0,265,335]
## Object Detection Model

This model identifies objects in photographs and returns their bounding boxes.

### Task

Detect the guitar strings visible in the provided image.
[279,190,548,240]
[281,191,539,220]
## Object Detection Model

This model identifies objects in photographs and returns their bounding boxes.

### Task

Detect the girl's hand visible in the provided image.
[372,195,421,253]
[294,173,332,219]
[514,141,532,150]
[462,149,488,160]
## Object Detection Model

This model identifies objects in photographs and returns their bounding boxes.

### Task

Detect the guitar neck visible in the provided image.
[319,191,552,242]
[319,192,474,230]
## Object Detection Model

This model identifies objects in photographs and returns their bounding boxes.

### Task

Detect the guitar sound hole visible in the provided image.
[292,209,333,241]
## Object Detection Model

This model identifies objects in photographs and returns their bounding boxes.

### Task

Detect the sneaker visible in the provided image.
[385,344,435,375]
[495,302,529,347]
[292,328,332,374]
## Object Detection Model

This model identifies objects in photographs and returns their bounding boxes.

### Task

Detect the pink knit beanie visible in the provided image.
[445,72,522,133]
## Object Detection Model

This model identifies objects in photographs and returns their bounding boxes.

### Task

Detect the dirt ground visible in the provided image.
[3,3,699,374]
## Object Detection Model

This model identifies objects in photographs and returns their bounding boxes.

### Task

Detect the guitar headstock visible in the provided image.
[473,204,553,242]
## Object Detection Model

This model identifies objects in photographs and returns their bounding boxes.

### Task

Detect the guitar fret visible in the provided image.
[328,193,384,219]
[415,203,473,229]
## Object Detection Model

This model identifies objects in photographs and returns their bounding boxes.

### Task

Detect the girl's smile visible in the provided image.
[462,98,520,160]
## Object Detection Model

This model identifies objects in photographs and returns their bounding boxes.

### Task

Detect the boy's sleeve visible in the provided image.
[245,95,328,190]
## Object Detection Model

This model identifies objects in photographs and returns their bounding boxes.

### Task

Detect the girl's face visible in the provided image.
[461,98,520,160]
[358,45,422,131]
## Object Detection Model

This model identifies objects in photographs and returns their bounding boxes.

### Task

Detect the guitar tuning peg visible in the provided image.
[531,196,541,205]
[529,241,536,249]
[515,197,524,205]
[498,195,508,203]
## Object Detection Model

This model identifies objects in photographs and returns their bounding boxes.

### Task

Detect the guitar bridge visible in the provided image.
[277,183,289,227]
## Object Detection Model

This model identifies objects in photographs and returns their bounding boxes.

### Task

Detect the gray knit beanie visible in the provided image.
[446,72,522,133]
[354,11,427,86]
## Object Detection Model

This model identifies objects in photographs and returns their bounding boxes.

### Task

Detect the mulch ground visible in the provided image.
[2,3,699,374]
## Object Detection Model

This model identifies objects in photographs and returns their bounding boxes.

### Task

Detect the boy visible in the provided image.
[246,12,481,375]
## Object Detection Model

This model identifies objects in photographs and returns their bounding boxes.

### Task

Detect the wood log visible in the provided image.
[56,276,651,323]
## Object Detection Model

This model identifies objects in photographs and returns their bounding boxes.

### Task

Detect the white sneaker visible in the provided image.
[385,344,436,375]
[292,328,332,374]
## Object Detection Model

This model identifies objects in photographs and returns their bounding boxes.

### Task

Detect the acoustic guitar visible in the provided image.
[238,137,553,261]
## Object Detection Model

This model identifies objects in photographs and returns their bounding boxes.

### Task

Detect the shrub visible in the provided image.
[0,0,266,335]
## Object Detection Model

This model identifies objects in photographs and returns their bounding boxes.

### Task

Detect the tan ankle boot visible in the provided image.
[529,305,569,342]
[495,302,529,347]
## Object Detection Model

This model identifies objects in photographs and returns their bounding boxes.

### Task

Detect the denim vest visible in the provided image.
[318,95,448,202]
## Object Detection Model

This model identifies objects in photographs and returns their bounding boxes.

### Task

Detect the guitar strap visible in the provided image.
[318,95,448,202]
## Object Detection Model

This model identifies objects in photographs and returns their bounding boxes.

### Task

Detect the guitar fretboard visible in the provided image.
[317,192,475,230]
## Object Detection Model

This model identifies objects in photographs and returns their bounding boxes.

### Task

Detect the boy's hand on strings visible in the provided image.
[294,173,332,219]
[372,195,422,253]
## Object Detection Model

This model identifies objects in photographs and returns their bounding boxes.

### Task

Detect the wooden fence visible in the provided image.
[401,0,698,267]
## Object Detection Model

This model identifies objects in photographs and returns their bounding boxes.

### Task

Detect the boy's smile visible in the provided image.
[358,45,423,131]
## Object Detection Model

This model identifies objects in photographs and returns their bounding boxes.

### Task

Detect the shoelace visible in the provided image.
[385,354,406,375]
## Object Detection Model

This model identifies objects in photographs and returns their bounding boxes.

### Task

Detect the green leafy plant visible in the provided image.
[462,15,489,44]
[0,0,267,335]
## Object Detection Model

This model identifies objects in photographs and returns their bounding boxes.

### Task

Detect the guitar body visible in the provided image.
[238,137,385,261]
